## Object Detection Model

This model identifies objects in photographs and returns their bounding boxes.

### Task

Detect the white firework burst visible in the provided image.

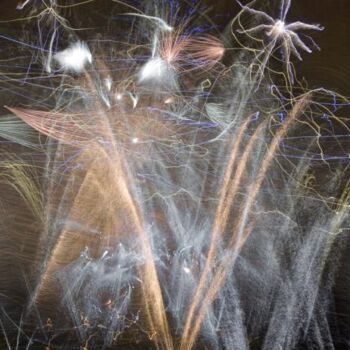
[237,0,324,83]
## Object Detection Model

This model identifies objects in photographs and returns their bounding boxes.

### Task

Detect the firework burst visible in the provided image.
[0,1,349,349]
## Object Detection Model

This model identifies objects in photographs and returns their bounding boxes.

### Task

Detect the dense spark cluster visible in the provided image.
[0,1,349,350]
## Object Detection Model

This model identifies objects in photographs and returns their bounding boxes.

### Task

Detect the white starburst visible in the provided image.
[53,41,92,73]
[237,0,323,82]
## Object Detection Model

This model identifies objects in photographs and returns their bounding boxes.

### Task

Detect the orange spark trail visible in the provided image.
[181,95,310,350]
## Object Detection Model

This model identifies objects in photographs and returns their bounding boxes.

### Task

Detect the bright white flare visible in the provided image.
[138,57,169,82]
[183,267,191,274]
[270,20,286,36]
[54,42,92,73]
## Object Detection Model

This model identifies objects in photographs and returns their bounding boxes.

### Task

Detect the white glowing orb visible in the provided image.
[183,267,191,274]
[274,20,286,35]
[138,58,169,82]
[54,42,92,73]
[164,97,174,104]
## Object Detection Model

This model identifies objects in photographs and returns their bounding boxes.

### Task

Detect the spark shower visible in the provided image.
[0,0,349,349]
